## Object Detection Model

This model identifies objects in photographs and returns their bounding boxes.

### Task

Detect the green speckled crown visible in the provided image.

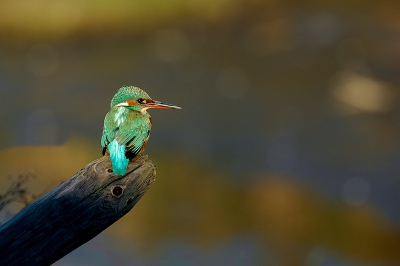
[110,86,151,108]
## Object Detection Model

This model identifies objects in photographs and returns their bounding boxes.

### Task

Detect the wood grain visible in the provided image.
[0,155,156,265]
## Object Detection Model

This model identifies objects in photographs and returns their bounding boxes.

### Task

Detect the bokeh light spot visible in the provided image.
[244,18,296,57]
[342,177,371,207]
[302,13,343,47]
[306,247,328,266]
[332,72,396,113]
[152,29,190,62]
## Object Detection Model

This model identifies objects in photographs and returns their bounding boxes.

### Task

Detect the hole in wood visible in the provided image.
[127,197,134,205]
[112,186,123,196]
[107,169,113,173]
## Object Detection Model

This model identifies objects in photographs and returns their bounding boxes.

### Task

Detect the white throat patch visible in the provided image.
[140,107,149,114]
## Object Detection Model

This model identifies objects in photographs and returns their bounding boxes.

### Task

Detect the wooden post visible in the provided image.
[0,155,156,265]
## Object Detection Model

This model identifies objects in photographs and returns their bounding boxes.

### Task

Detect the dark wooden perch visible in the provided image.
[0,155,156,265]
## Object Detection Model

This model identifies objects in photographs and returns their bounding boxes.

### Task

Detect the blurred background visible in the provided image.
[1,0,400,265]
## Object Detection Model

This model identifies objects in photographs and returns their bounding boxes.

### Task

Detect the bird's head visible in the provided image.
[110,86,181,113]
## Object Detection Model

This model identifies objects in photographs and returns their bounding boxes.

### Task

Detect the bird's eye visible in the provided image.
[138,98,147,104]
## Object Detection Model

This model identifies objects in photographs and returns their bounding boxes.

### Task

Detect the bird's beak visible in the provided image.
[146,100,181,110]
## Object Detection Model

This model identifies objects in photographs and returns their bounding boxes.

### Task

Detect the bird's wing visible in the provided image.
[118,115,151,160]
[101,110,117,155]
[101,109,151,159]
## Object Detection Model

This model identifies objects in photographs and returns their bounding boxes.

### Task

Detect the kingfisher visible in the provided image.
[101,86,181,175]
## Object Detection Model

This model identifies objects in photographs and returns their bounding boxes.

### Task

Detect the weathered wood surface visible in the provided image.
[0,155,156,266]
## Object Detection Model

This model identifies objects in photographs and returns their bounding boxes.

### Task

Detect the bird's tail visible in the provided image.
[108,139,129,175]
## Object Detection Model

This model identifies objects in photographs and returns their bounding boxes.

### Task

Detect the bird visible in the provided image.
[101,86,181,175]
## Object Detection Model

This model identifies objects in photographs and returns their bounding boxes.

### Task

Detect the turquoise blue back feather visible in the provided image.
[108,139,129,175]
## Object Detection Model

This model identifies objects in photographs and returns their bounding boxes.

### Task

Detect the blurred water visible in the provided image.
[1,2,400,265]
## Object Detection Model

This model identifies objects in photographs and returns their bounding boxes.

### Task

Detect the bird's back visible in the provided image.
[101,107,151,175]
